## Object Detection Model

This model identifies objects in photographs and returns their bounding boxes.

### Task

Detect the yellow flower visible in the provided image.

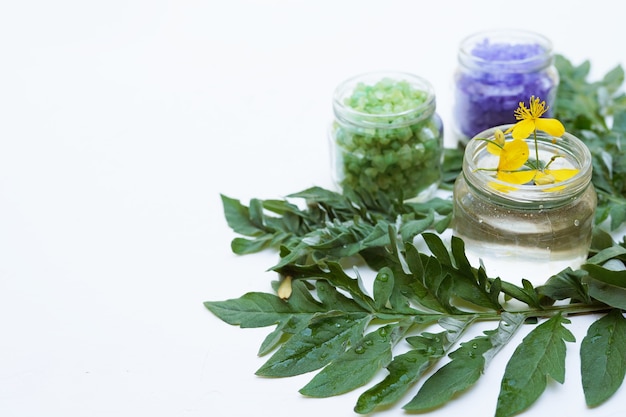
[505,96,565,140]
[477,97,578,193]
[497,169,536,185]
[487,129,506,155]
[497,137,529,172]
[535,168,579,191]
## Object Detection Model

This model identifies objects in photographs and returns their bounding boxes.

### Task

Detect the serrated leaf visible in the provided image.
[355,348,435,414]
[256,312,370,377]
[314,280,365,312]
[360,223,391,248]
[373,267,394,311]
[204,292,310,328]
[403,244,451,313]
[277,262,376,311]
[257,316,304,356]
[539,268,591,303]
[450,235,473,274]
[405,313,524,411]
[422,232,452,267]
[497,279,542,308]
[221,194,264,236]
[231,236,272,254]
[495,313,575,417]
[400,211,435,242]
[356,317,473,414]
[299,323,405,397]
[405,339,489,411]
[581,309,626,407]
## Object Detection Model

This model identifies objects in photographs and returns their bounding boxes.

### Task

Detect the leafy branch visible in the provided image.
[207,55,626,417]
[554,54,626,230]
[207,215,626,416]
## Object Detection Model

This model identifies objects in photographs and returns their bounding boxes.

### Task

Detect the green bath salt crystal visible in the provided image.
[330,72,443,201]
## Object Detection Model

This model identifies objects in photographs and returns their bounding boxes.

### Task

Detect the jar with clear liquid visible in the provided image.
[452,126,596,286]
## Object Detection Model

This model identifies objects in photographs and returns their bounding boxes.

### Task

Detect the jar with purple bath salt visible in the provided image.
[452,29,559,144]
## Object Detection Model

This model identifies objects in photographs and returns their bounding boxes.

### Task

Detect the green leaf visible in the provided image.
[256,312,370,377]
[539,268,591,304]
[583,263,626,287]
[373,267,394,311]
[585,281,626,310]
[498,279,542,309]
[587,245,626,265]
[277,262,376,312]
[400,211,435,242]
[314,280,366,312]
[422,232,452,267]
[231,236,272,254]
[495,313,575,417]
[405,244,457,314]
[404,313,525,411]
[221,194,264,236]
[580,309,626,407]
[204,292,309,328]
[583,264,626,309]
[257,316,302,356]
[591,227,617,253]
[450,235,473,274]
[356,317,473,414]
[299,323,406,398]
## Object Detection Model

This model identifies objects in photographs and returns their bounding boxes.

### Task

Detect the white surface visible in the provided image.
[1,1,625,416]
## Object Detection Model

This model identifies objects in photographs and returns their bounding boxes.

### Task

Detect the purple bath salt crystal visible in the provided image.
[453,31,558,142]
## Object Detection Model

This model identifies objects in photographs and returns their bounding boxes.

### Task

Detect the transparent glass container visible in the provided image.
[452,29,559,144]
[329,71,443,202]
[452,126,596,286]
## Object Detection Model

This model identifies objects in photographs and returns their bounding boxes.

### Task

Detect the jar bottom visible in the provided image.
[455,234,589,287]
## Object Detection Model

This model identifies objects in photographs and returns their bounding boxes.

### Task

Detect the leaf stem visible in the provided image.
[377,303,612,324]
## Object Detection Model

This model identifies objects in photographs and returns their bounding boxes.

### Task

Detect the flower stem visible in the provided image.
[533,129,540,171]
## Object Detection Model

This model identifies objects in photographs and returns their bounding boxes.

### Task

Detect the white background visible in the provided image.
[1,1,625,416]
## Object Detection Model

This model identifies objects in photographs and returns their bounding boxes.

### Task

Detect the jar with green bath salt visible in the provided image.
[329,71,444,202]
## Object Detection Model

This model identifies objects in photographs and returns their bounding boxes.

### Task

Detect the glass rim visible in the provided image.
[463,125,593,205]
[458,29,554,72]
[332,70,437,128]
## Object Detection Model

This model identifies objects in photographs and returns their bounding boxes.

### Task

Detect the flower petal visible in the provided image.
[489,181,518,193]
[534,171,556,185]
[535,118,565,137]
[546,168,579,181]
[498,139,529,171]
[509,119,536,140]
[497,169,537,185]
[487,140,503,155]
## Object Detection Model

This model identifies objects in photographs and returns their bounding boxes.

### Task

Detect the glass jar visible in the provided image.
[452,126,596,286]
[329,71,443,202]
[452,29,559,144]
